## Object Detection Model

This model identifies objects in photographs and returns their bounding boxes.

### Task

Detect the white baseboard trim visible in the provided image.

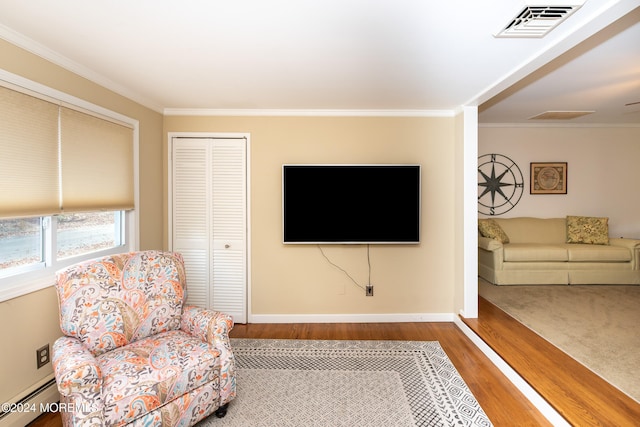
[249,312,455,324]
[453,317,570,427]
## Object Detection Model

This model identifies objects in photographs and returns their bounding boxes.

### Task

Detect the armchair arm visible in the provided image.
[52,336,104,424]
[181,305,234,345]
[181,306,236,405]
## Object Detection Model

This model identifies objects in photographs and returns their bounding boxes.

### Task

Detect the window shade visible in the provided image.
[0,86,60,218]
[0,84,135,218]
[60,107,134,212]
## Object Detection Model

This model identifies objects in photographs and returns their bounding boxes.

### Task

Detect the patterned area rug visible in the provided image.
[197,339,492,427]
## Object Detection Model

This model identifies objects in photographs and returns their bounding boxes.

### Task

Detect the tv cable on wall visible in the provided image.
[318,245,374,296]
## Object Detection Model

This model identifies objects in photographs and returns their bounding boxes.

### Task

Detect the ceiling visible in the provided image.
[480,3,640,125]
[0,0,638,125]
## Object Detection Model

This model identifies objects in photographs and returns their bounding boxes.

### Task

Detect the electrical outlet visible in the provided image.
[366,285,374,296]
[36,344,50,369]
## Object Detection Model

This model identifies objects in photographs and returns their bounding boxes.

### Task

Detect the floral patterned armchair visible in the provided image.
[52,250,236,426]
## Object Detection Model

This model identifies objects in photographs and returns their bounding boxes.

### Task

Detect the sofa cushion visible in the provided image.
[494,217,567,244]
[566,244,631,262]
[503,243,568,262]
[478,218,510,243]
[566,215,609,245]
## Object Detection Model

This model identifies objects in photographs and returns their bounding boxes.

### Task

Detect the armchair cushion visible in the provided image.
[98,330,220,425]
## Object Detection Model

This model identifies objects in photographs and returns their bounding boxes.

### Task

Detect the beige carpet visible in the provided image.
[478,279,640,402]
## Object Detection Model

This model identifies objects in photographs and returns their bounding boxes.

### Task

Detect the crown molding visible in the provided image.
[0,24,459,119]
[163,108,456,117]
[0,24,163,113]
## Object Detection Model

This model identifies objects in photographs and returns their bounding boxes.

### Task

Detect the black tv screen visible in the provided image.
[282,165,421,244]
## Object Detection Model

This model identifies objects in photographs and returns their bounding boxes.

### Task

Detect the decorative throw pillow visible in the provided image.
[478,219,510,243]
[566,216,609,245]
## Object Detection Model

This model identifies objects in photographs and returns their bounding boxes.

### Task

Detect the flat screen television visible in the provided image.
[282,164,421,244]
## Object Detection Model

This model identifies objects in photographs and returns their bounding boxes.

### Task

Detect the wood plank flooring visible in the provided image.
[461,297,640,427]
[33,294,640,426]
[229,321,551,426]
[27,316,548,426]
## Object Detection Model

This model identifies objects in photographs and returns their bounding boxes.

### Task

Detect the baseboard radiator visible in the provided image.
[0,376,59,427]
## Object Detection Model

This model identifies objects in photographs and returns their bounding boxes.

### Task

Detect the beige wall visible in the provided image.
[0,38,464,406]
[479,126,640,238]
[164,116,458,317]
[0,39,164,250]
[0,40,164,405]
[0,287,60,403]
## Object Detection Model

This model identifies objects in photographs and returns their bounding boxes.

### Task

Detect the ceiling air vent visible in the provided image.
[529,111,594,120]
[495,3,584,38]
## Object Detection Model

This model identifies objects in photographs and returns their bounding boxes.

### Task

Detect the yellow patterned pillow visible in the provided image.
[566,216,609,245]
[478,219,510,243]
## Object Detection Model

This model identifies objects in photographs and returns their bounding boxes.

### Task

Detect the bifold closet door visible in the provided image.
[171,137,247,323]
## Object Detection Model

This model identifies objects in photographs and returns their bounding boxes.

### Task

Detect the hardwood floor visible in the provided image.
[229,322,551,426]
[28,315,550,427]
[28,298,640,426]
[461,297,640,427]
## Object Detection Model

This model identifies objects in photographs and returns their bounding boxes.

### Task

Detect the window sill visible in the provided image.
[0,269,56,303]
[0,245,129,303]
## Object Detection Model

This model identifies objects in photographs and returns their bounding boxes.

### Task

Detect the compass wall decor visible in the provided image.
[478,153,524,216]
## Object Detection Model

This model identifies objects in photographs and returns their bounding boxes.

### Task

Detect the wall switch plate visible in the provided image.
[36,344,50,369]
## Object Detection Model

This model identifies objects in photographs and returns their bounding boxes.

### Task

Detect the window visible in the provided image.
[0,70,138,301]
[0,217,43,273]
[0,211,126,278]
[57,212,124,260]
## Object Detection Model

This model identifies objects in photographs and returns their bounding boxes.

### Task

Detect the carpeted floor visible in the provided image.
[478,279,640,402]
[197,338,492,427]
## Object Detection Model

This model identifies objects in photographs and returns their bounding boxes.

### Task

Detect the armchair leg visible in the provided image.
[215,403,229,418]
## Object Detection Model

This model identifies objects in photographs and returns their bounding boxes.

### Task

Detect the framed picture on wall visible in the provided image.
[530,162,567,194]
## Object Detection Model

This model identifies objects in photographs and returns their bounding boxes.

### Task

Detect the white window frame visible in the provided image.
[0,69,139,303]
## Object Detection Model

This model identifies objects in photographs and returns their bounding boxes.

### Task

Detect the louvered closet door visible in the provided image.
[210,140,246,322]
[171,137,247,323]
[172,139,210,307]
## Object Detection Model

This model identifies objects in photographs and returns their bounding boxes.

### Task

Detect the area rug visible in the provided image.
[197,338,492,427]
[479,279,640,402]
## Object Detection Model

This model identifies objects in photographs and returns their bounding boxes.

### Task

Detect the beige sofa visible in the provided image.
[478,217,640,285]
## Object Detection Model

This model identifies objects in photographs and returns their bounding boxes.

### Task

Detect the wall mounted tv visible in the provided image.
[282,164,421,244]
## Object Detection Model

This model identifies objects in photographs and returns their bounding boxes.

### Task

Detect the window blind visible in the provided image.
[0,86,60,218]
[60,107,134,212]
[0,85,135,218]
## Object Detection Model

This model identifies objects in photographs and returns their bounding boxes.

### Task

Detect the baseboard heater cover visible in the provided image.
[0,377,59,426]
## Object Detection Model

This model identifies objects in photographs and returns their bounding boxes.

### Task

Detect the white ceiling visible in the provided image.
[0,0,638,124]
[481,3,640,125]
